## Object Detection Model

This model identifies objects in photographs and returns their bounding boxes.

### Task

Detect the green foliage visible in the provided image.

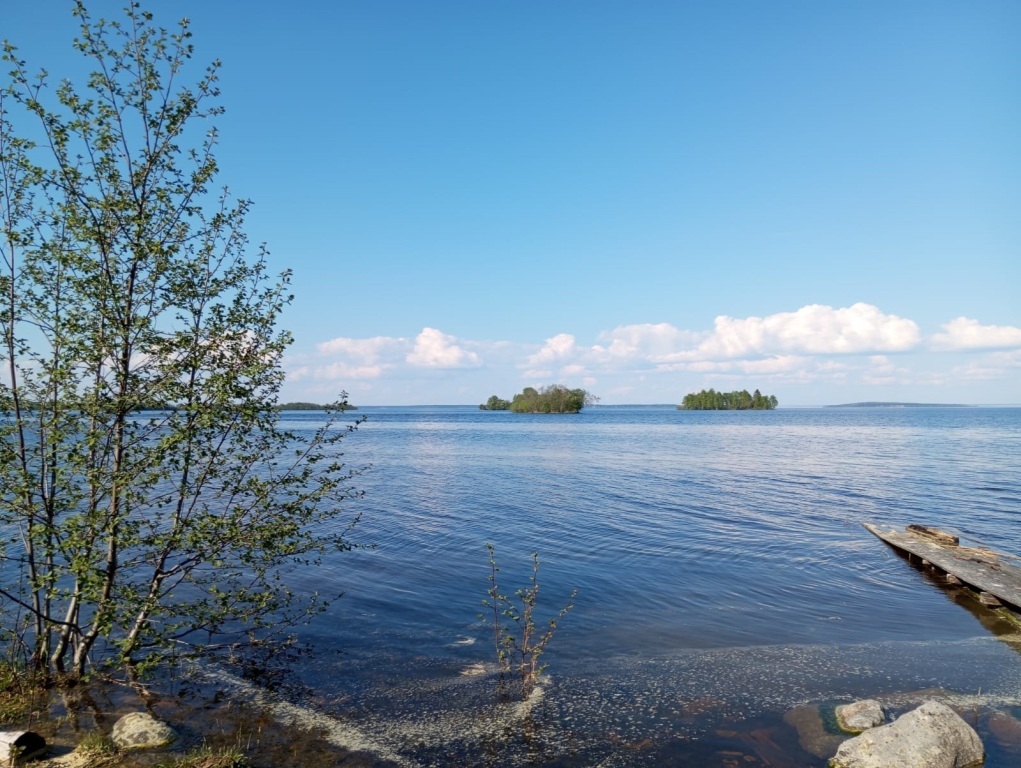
[0,659,47,723]
[678,388,779,410]
[482,544,575,700]
[157,744,249,768]
[0,3,362,680]
[479,394,511,411]
[507,384,597,414]
[77,731,119,757]
[276,401,356,411]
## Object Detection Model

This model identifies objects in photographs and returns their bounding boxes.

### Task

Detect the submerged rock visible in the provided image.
[987,710,1021,748]
[829,700,983,768]
[836,699,885,733]
[783,705,845,759]
[111,712,177,749]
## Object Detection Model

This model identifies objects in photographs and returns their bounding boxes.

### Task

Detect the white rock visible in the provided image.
[110,712,177,750]
[0,731,47,763]
[830,700,984,768]
[836,699,885,732]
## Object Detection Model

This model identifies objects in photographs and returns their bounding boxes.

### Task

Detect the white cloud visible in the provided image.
[406,327,482,368]
[949,349,1021,382]
[318,335,405,361]
[317,362,388,380]
[527,333,578,366]
[679,355,808,375]
[595,323,702,362]
[299,334,408,382]
[282,304,1021,404]
[930,317,1021,351]
[294,326,485,386]
[991,349,1021,367]
[684,303,921,360]
[513,306,921,380]
[866,355,897,375]
[522,368,553,379]
[817,360,851,373]
[288,361,388,381]
[739,355,809,374]
[950,361,1004,381]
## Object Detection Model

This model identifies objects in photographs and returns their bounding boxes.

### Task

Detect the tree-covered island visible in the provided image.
[135,401,358,412]
[678,388,778,410]
[276,401,357,411]
[482,385,597,413]
[479,395,511,410]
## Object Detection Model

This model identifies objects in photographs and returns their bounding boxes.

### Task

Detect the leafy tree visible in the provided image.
[277,401,357,411]
[678,389,778,410]
[0,3,361,680]
[508,384,596,413]
[479,394,510,411]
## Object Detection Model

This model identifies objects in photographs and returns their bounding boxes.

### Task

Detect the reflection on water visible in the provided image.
[275,406,1021,765]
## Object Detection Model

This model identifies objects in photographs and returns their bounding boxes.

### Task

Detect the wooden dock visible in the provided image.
[864,523,1021,613]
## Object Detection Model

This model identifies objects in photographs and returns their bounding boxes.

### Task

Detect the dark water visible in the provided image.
[270,406,1021,766]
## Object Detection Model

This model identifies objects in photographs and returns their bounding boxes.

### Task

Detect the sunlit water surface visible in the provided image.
[264,406,1021,765]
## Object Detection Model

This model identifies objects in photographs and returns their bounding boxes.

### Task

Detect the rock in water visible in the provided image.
[784,705,846,759]
[830,700,983,768]
[111,712,177,749]
[836,699,885,733]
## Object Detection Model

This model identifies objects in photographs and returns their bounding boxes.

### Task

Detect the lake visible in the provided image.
[267,405,1021,766]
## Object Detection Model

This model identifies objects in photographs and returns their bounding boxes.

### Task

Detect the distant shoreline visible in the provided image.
[264,402,1021,409]
[825,402,971,408]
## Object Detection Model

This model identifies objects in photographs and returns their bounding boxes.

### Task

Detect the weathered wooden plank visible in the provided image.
[905,524,959,546]
[864,523,1021,612]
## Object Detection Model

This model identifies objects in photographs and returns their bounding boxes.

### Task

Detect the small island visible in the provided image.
[826,402,968,408]
[276,401,357,411]
[482,385,597,414]
[678,388,778,410]
[479,395,511,411]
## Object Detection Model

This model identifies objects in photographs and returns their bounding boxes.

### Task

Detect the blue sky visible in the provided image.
[5,1,1019,405]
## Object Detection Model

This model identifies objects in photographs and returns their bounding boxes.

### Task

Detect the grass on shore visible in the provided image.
[0,659,367,768]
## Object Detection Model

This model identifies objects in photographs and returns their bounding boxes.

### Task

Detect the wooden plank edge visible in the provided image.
[862,522,1021,614]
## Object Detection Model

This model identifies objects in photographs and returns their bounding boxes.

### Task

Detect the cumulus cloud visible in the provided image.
[527,334,578,366]
[511,304,924,383]
[406,327,482,368]
[699,303,921,359]
[318,335,405,362]
[860,355,905,385]
[300,327,483,382]
[681,355,808,374]
[992,349,1021,367]
[645,303,917,364]
[949,361,1003,381]
[595,323,702,362]
[948,349,1021,382]
[317,362,388,380]
[288,362,387,381]
[930,317,1021,351]
[284,304,1021,402]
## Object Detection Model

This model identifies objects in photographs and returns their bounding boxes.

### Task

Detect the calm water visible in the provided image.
[270,406,1021,766]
